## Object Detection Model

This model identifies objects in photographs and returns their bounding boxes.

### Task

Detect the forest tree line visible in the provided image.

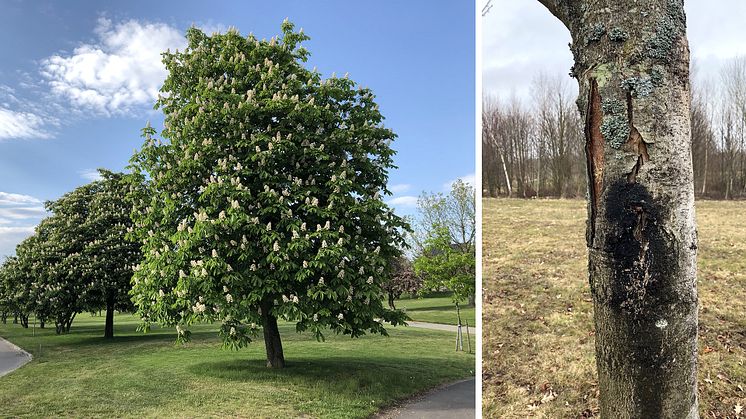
[483,57,746,199]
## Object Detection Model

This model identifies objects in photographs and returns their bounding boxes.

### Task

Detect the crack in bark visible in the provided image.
[585,78,605,244]
[624,93,650,183]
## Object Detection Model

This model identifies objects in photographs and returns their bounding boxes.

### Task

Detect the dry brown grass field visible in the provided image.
[482,198,746,418]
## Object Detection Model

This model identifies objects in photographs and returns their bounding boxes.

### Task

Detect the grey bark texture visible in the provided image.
[536,1,699,417]
[260,299,286,369]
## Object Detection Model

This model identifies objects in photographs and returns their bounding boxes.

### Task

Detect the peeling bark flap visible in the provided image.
[585,78,605,244]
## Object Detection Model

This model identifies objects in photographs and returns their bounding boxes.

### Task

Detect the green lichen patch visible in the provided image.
[650,67,664,86]
[645,0,685,61]
[601,98,626,115]
[601,115,630,149]
[609,27,629,42]
[589,64,613,88]
[600,98,630,149]
[621,76,655,97]
[586,23,606,44]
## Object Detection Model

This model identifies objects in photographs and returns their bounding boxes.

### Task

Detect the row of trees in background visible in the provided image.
[0,171,140,337]
[483,74,585,198]
[483,57,746,199]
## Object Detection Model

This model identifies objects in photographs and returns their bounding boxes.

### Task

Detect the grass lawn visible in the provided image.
[394,296,476,327]
[0,312,474,418]
[482,198,746,418]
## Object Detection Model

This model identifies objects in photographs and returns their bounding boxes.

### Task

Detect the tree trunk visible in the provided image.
[260,300,285,368]
[701,145,708,195]
[20,314,28,328]
[537,1,699,417]
[68,313,76,333]
[388,293,396,309]
[104,295,115,339]
[39,320,45,329]
[499,148,512,197]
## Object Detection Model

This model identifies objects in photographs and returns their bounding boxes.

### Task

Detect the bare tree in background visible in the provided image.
[532,74,584,197]
[483,79,585,198]
[483,98,512,197]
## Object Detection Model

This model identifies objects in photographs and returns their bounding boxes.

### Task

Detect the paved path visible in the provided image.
[0,337,31,377]
[378,378,476,419]
[407,321,473,333]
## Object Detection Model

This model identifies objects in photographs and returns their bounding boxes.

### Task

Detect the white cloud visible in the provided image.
[79,169,103,182]
[387,196,419,208]
[0,107,51,140]
[0,191,46,258]
[0,226,36,259]
[0,207,48,220]
[0,226,36,235]
[0,192,42,205]
[41,18,186,115]
[389,183,412,194]
[443,173,476,190]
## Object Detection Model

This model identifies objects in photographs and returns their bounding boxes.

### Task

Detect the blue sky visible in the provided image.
[0,1,476,258]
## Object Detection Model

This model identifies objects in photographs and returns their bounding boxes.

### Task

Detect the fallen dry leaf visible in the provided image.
[541,390,557,404]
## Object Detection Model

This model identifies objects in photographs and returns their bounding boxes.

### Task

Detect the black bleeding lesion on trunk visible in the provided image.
[602,180,689,417]
[602,180,679,314]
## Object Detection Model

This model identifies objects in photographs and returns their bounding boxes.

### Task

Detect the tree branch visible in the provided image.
[536,0,574,29]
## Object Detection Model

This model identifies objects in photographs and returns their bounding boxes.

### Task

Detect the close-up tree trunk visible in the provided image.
[537,1,699,417]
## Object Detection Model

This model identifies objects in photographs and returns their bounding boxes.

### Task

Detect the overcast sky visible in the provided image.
[483,0,746,101]
[0,1,475,259]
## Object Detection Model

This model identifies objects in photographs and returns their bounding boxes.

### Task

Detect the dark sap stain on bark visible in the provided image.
[603,181,683,313]
[602,180,689,417]
[585,78,605,245]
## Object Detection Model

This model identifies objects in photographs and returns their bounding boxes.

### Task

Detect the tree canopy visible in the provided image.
[127,21,409,368]
[413,179,476,306]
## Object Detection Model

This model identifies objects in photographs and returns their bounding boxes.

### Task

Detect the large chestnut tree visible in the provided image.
[128,22,408,368]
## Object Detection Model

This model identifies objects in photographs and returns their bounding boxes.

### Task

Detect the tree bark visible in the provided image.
[537,1,699,417]
[260,299,285,369]
[701,146,708,195]
[499,148,512,197]
[104,295,115,339]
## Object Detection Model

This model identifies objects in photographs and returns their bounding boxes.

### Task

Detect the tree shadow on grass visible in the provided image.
[74,329,218,346]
